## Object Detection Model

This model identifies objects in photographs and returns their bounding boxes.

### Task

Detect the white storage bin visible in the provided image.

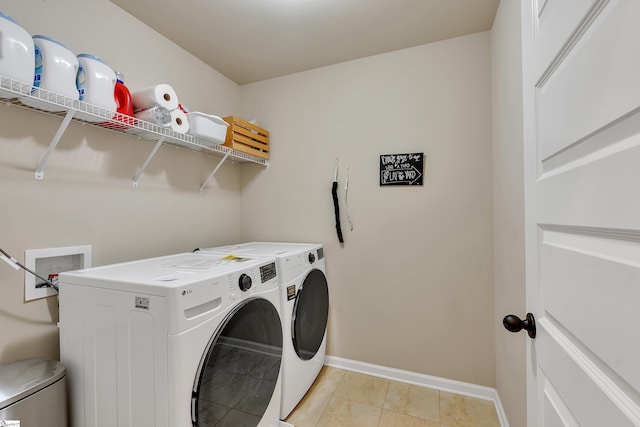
[186,112,229,145]
[0,12,34,98]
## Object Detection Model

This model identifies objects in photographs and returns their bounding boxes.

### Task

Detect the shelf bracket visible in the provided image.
[200,153,230,193]
[35,109,75,180]
[133,137,165,188]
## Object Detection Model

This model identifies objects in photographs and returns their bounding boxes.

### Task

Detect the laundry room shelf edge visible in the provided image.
[0,74,268,190]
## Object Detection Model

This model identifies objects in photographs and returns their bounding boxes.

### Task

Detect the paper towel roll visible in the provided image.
[170,108,190,134]
[134,105,171,127]
[130,84,179,111]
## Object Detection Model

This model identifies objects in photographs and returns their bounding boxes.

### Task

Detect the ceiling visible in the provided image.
[111,0,500,85]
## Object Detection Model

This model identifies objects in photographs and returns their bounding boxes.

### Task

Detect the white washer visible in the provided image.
[197,242,329,419]
[59,252,283,427]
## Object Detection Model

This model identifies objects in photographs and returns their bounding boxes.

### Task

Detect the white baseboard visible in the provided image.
[324,355,510,427]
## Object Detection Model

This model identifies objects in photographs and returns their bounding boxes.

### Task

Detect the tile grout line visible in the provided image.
[313,367,345,427]
[375,378,391,427]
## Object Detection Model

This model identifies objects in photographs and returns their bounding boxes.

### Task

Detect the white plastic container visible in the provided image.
[186,112,229,145]
[22,35,79,111]
[75,54,117,122]
[0,12,35,98]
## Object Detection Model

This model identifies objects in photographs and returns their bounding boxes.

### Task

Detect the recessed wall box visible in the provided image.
[24,245,91,301]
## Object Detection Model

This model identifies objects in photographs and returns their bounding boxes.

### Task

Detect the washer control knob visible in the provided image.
[239,273,252,292]
[308,252,316,264]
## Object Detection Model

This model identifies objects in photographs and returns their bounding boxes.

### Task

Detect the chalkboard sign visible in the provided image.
[379,153,424,186]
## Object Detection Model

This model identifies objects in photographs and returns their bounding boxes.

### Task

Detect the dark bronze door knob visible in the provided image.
[503,313,536,339]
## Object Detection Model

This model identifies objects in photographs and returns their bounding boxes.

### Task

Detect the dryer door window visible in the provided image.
[292,268,329,361]
[192,298,282,427]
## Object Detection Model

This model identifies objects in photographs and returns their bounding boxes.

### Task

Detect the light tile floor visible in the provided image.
[285,366,500,427]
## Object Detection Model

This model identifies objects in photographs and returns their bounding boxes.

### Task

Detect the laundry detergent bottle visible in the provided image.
[114,72,133,116]
[76,53,117,122]
[0,12,34,97]
[21,35,79,111]
[102,71,134,129]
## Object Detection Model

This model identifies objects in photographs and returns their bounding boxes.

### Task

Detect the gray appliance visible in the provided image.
[0,359,67,427]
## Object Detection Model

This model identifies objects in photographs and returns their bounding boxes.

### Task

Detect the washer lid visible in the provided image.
[198,242,325,283]
[59,252,275,295]
[0,359,66,410]
[200,242,322,257]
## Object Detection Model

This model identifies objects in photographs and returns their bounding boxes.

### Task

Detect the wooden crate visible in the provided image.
[223,116,269,159]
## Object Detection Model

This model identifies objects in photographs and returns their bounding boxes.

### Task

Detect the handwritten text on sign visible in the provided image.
[379,153,424,186]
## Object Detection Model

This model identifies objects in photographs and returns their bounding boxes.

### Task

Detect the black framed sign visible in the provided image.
[379,153,424,186]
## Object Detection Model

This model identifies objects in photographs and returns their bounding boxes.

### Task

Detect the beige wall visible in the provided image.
[491,1,526,426]
[238,33,495,386]
[1,0,518,406]
[0,0,243,363]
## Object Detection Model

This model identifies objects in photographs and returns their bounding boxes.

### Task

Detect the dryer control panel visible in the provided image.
[226,258,278,302]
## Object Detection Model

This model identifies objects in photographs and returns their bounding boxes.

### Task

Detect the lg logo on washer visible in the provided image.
[181,289,193,296]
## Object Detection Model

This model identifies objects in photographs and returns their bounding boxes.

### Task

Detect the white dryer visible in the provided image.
[58,252,283,427]
[197,242,329,419]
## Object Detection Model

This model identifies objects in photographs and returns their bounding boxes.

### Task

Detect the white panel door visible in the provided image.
[521,0,640,425]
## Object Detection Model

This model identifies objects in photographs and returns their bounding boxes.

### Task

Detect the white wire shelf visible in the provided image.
[0,74,268,189]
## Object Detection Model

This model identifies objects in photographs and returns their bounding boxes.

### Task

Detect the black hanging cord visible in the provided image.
[332,181,344,243]
[0,247,59,292]
[332,159,345,243]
